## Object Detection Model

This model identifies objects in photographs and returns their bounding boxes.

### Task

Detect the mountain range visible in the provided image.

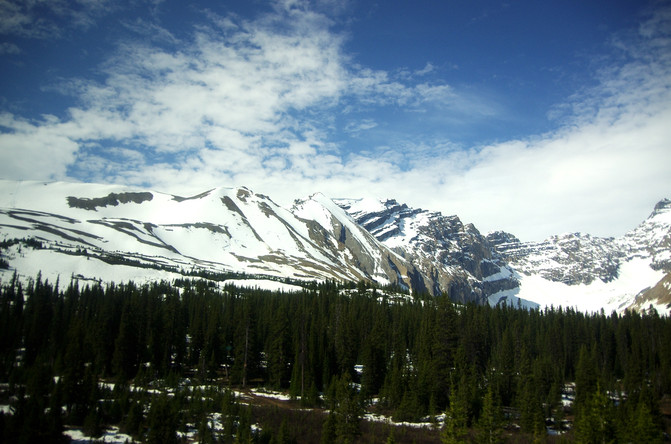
[0,179,669,314]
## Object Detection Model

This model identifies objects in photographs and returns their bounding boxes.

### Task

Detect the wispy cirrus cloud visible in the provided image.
[0,1,669,241]
[0,42,20,55]
[0,0,114,39]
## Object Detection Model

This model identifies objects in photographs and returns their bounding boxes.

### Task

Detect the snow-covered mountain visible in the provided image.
[1,179,669,314]
[0,180,428,292]
[334,198,519,304]
[336,197,671,313]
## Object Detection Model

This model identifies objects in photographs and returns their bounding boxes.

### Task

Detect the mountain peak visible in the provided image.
[650,198,671,219]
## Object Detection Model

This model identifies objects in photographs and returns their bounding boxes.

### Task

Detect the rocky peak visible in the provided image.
[493,232,621,285]
[619,199,671,271]
[335,198,519,303]
[486,231,521,247]
[650,198,671,218]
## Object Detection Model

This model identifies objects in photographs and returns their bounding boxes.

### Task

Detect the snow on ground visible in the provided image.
[363,412,445,429]
[64,426,133,443]
[482,264,514,282]
[249,388,293,401]
[639,301,671,315]
[223,279,304,293]
[487,288,540,310]
[336,197,389,216]
[0,244,311,293]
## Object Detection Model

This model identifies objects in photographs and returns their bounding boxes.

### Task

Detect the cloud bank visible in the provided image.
[0,1,670,241]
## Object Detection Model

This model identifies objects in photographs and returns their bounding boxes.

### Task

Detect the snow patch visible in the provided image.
[223,279,304,293]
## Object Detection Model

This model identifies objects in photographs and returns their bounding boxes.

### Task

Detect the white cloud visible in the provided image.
[344,119,377,134]
[394,7,671,240]
[0,114,79,180]
[0,2,669,243]
[415,62,435,76]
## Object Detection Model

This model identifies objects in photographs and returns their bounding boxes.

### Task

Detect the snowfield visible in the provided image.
[488,258,666,313]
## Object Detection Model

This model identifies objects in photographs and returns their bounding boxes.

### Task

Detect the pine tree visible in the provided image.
[442,381,468,444]
[272,419,294,444]
[266,303,290,389]
[146,393,179,444]
[630,400,663,444]
[574,385,615,444]
[575,344,598,409]
[122,400,144,439]
[334,373,362,443]
[197,412,215,444]
[476,385,503,444]
[321,412,336,444]
[113,304,139,380]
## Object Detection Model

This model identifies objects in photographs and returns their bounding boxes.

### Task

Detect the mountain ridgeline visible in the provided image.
[0,180,670,313]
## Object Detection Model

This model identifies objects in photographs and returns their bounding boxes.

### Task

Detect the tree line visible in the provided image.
[0,273,669,442]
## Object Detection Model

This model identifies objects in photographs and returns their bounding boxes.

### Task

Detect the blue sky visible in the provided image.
[1,0,670,240]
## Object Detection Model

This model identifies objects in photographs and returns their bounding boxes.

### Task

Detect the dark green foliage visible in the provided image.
[146,393,179,444]
[0,275,670,442]
[331,373,362,443]
[441,377,469,444]
[574,385,616,443]
[475,385,503,444]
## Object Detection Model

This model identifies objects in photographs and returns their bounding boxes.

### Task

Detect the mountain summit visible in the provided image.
[0,180,669,313]
[0,180,429,293]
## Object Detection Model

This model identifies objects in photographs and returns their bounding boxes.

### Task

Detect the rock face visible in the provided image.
[335,198,519,303]
[487,232,622,285]
[619,198,671,271]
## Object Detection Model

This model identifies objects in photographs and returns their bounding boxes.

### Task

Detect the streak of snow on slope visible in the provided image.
[0,247,185,286]
[334,197,430,250]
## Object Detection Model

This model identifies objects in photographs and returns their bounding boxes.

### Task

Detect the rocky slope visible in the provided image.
[486,231,622,285]
[628,271,671,313]
[334,198,518,304]
[487,199,671,287]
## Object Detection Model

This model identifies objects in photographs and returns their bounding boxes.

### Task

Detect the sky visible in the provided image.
[1,0,670,241]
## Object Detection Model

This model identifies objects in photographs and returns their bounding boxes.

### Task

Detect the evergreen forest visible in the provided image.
[0,274,670,443]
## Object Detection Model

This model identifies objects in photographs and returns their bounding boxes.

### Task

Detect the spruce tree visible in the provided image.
[476,385,503,444]
[630,400,663,444]
[442,380,468,444]
[333,373,362,443]
[146,393,179,444]
[574,385,615,444]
